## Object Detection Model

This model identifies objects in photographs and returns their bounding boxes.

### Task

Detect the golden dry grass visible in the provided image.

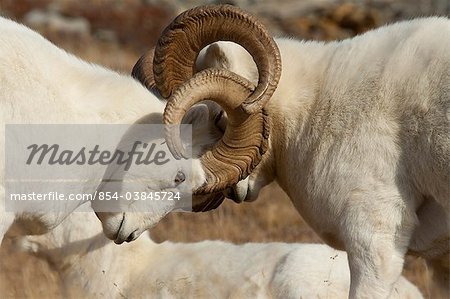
[0,32,433,299]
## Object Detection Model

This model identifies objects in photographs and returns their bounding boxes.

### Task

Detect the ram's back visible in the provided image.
[286,17,449,212]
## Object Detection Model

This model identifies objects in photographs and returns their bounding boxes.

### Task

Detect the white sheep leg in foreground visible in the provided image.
[17,210,423,299]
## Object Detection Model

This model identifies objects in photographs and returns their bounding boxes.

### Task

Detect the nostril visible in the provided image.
[175,171,185,185]
[126,233,134,243]
[126,230,138,243]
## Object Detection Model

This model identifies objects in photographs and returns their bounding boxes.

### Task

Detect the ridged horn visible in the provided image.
[164,68,270,194]
[132,47,157,92]
[154,4,281,114]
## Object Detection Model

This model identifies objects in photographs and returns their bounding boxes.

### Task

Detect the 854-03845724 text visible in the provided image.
[9,191,182,201]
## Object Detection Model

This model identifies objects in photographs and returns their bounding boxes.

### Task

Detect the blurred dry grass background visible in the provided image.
[0,0,448,298]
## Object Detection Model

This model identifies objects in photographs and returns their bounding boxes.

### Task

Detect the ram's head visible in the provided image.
[96,4,281,244]
[157,4,280,193]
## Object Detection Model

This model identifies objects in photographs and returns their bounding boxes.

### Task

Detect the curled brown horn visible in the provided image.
[154,4,281,114]
[132,47,158,92]
[164,68,270,194]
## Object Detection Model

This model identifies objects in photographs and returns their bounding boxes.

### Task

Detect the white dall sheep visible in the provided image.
[16,209,423,299]
[113,5,449,299]
[0,16,225,245]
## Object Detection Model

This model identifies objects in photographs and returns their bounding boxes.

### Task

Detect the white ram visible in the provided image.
[0,16,223,245]
[113,5,449,299]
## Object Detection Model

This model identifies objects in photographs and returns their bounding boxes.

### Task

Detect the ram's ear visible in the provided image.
[196,42,231,71]
[182,104,210,127]
[183,102,227,133]
[180,104,211,151]
[180,103,227,155]
[206,43,230,68]
[202,101,227,133]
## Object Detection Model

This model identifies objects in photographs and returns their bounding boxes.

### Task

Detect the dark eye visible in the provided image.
[175,171,185,184]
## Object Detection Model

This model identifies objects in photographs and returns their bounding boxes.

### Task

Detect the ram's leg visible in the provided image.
[343,189,416,299]
[409,199,449,297]
[426,255,450,299]
[347,240,407,299]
